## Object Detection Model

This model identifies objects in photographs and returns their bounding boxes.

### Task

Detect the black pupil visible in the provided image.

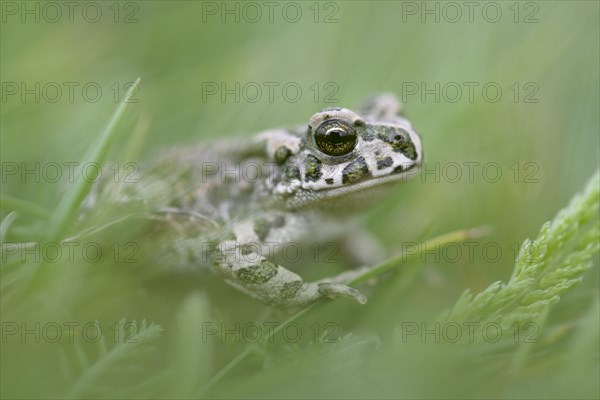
[314,120,357,156]
[328,128,347,142]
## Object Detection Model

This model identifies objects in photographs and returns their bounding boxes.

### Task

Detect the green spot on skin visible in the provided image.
[274,145,292,164]
[304,155,322,182]
[280,280,303,299]
[284,164,301,181]
[238,260,278,284]
[241,244,254,255]
[272,215,285,228]
[379,127,417,160]
[342,156,370,184]
[392,165,404,174]
[363,126,378,141]
[253,217,271,241]
[376,156,394,170]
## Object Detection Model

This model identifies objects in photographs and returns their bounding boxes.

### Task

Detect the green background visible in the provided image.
[1,1,598,399]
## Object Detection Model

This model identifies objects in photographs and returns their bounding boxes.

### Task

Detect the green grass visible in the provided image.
[46,78,141,242]
[1,1,599,399]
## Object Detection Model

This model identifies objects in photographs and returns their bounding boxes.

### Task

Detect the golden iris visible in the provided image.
[314,120,357,156]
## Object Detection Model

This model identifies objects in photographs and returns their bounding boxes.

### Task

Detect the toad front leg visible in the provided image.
[210,213,367,308]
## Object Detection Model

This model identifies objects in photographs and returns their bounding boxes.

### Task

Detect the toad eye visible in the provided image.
[314,119,357,156]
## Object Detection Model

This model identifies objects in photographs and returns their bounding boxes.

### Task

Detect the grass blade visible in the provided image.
[47,78,141,241]
[0,194,49,219]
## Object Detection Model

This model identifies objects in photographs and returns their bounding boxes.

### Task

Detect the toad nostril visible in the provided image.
[389,132,404,143]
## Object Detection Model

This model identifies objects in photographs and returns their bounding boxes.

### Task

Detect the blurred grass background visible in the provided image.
[1,1,599,399]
